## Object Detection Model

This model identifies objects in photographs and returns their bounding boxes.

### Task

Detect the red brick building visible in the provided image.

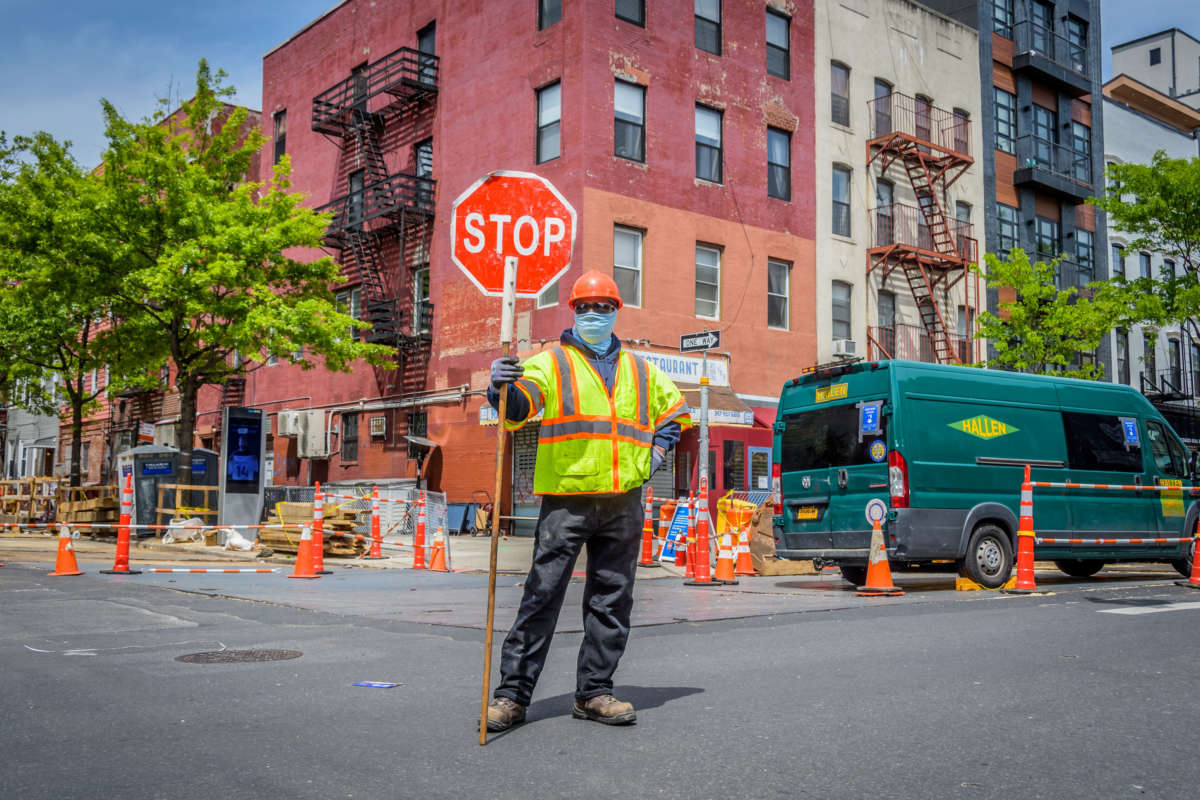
[191,0,817,517]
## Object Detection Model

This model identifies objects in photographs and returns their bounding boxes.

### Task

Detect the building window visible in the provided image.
[1150,47,1161,66]
[766,9,789,79]
[875,178,894,244]
[695,244,721,318]
[415,138,433,178]
[953,108,970,154]
[538,0,561,30]
[536,82,561,163]
[348,169,364,230]
[832,281,852,340]
[1076,229,1094,286]
[1035,216,1060,262]
[614,226,642,308]
[413,266,431,334]
[336,286,363,341]
[767,127,791,200]
[272,110,286,165]
[695,105,722,183]
[877,289,896,355]
[695,0,720,55]
[1144,332,1157,382]
[1066,17,1087,72]
[767,259,790,330]
[831,62,850,126]
[723,440,745,491]
[955,201,972,256]
[832,164,851,237]
[992,0,1014,38]
[1117,330,1130,384]
[407,412,428,459]
[341,412,359,462]
[914,94,933,143]
[1170,339,1183,390]
[1111,243,1124,278]
[1032,105,1057,168]
[1191,342,1200,395]
[1071,121,1091,183]
[614,80,645,162]
[1140,252,1152,279]
[417,22,436,83]
[616,0,644,26]
[994,88,1016,154]
[1164,259,1176,279]
[873,79,893,136]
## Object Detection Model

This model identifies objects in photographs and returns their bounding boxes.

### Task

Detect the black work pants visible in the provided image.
[494,488,644,707]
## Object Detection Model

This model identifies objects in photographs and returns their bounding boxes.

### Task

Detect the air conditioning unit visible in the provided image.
[297,410,329,459]
[832,338,858,358]
[276,409,303,437]
[154,423,178,449]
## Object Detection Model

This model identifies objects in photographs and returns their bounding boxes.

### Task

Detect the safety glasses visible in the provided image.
[574,301,616,314]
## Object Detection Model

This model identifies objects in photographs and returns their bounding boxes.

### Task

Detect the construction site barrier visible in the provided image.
[146,568,278,574]
[1006,466,1199,594]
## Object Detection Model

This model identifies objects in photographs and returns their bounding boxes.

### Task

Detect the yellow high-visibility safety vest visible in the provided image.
[506,345,692,495]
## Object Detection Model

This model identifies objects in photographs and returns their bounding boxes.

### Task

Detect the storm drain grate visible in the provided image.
[176,649,303,664]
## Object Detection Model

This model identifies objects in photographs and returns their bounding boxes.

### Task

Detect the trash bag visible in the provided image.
[223,528,255,551]
[163,518,205,545]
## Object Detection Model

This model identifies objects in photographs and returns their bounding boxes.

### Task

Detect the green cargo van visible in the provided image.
[771,359,1197,588]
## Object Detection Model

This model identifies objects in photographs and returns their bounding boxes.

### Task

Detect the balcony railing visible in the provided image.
[317,172,435,236]
[1141,367,1192,401]
[869,323,971,364]
[312,46,439,133]
[867,92,972,157]
[1012,21,1088,79]
[868,202,977,262]
[1014,135,1092,188]
[1041,254,1095,291]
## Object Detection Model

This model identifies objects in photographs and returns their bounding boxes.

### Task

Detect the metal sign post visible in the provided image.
[680,329,721,492]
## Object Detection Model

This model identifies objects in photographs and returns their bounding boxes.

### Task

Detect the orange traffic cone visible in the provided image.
[412,491,427,570]
[712,530,739,584]
[102,473,140,575]
[732,508,758,577]
[638,487,658,568]
[48,525,84,577]
[429,526,449,572]
[363,486,387,560]
[1003,465,1039,595]
[288,526,320,579]
[856,519,903,596]
[1176,517,1200,590]
[684,481,716,586]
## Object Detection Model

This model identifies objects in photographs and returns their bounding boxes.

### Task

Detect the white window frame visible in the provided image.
[694,243,721,319]
[767,258,790,330]
[613,226,643,308]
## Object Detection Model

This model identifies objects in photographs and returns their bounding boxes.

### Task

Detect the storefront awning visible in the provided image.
[677,384,756,427]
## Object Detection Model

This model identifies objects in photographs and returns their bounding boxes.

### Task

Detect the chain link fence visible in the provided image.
[263,482,447,540]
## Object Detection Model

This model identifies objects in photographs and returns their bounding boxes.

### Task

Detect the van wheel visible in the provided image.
[1171,554,1193,578]
[1053,559,1104,578]
[959,524,1013,589]
[839,565,868,586]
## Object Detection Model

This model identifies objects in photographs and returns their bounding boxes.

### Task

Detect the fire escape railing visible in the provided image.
[869,203,977,263]
[868,322,969,365]
[867,92,972,158]
[316,172,436,239]
[312,47,439,134]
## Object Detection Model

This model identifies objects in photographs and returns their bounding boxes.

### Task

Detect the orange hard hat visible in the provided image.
[568,270,623,309]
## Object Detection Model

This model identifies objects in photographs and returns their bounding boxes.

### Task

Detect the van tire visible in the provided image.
[1171,555,1193,578]
[1054,559,1104,578]
[839,565,868,586]
[959,524,1013,589]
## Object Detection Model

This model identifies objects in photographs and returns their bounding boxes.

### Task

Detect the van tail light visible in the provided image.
[772,462,782,516]
[888,449,909,509]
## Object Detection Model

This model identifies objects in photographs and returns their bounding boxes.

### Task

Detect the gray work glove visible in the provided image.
[490,356,523,390]
[650,447,665,475]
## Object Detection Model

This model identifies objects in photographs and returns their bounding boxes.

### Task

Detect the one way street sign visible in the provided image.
[680,330,721,353]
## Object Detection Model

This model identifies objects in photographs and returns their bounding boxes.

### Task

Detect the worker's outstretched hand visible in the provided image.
[490,356,524,389]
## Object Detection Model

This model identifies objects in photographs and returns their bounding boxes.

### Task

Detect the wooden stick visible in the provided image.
[480,256,518,746]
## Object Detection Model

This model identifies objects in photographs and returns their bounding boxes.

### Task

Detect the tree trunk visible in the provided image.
[69,388,83,488]
[177,375,197,486]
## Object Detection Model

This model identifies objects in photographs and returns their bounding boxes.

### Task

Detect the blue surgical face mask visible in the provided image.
[573,310,617,354]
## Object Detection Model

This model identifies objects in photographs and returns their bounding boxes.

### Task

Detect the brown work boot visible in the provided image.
[484,696,526,732]
[571,694,637,725]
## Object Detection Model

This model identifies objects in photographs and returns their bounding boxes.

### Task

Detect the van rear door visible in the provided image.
[778,400,889,550]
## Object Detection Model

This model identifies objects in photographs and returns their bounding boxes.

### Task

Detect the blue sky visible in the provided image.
[0,1,1197,169]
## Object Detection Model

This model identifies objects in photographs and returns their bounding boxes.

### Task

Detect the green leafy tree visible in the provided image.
[971,249,1111,379]
[99,61,391,482]
[0,132,133,486]
[1090,152,1200,343]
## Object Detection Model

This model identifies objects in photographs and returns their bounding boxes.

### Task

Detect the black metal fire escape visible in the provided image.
[313,46,438,351]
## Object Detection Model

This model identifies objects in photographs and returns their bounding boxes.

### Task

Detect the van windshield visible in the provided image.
[781,403,888,472]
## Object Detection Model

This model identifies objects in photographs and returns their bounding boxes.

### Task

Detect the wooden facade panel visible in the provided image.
[992,61,1016,94]
[1071,98,1092,126]
[994,152,1019,206]
[1035,194,1060,221]
[992,33,1014,68]
[1032,84,1057,110]
[1075,204,1095,232]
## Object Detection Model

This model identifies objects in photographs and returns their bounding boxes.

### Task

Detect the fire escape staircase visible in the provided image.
[312,47,439,352]
[867,92,975,365]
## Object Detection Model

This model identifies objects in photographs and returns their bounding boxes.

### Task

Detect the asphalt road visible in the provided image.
[2,558,1198,800]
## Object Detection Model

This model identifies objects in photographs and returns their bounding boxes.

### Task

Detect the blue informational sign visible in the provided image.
[860,402,882,435]
[192,456,207,475]
[1120,417,1140,447]
[659,504,691,562]
[142,460,173,476]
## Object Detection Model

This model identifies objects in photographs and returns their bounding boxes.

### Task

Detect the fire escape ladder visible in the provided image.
[352,111,389,185]
[903,155,956,257]
[902,261,956,364]
[221,376,246,408]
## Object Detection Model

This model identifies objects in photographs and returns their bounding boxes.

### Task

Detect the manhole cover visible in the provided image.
[176,649,302,664]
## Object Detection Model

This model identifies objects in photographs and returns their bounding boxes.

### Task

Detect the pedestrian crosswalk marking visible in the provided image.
[1098,601,1200,615]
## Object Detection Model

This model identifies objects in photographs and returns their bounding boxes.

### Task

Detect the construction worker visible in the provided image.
[484,269,691,731]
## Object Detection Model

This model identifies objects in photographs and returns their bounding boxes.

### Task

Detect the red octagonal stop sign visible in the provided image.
[450,171,577,297]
